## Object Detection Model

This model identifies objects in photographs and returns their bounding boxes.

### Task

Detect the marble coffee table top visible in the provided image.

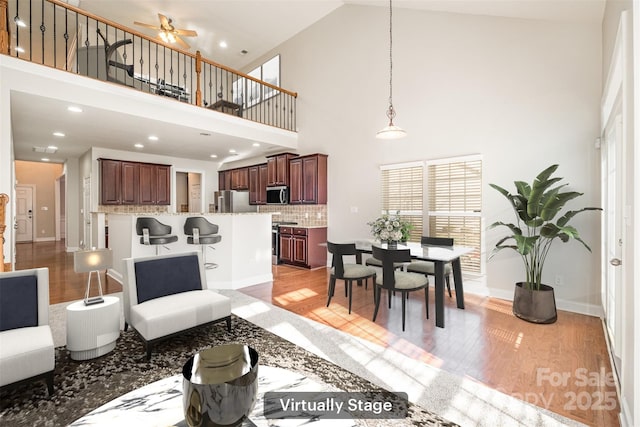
[70,365,357,426]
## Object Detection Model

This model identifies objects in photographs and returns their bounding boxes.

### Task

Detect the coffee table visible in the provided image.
[70,366,356,426]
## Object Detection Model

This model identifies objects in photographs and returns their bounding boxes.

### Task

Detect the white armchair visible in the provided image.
[0,268,55,395]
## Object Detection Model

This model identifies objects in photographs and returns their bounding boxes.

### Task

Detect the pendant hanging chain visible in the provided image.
[387,0,395,120]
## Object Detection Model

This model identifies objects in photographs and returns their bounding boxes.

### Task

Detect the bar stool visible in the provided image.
[135,217,178,255]
[184,217,222,269]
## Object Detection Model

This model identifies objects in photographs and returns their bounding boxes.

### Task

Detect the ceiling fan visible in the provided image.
[134,13,197,50]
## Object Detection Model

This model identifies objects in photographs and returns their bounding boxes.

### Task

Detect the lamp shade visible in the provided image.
[74,248,112,273]
[376,123,407,139]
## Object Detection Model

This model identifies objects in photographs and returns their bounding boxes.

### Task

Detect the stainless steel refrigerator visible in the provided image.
[214,190,257,213]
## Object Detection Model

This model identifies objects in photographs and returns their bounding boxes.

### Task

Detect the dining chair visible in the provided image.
[372,246,430,331]
[405,236,454,297]
[326,242,377,314]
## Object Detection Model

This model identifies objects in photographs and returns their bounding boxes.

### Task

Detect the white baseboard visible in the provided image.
[107,269,123,284]
[34,237,56,242]
[66,246,80,253]
[486,288,603,317]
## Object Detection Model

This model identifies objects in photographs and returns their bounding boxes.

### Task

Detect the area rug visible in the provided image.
[0,315,458,426]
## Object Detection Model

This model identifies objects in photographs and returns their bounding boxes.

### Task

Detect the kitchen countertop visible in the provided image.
[274,224,327,229]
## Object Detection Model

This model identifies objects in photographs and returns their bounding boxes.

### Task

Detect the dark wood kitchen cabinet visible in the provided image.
[218,170,231,190]
[249,163,268,204]
[266,153,298,186]
[120,161,139,204]
[139,163,171,205]
[231,167,249,190]
[289,154,327,204]
[100,159,169,205]
[279,226,327,269]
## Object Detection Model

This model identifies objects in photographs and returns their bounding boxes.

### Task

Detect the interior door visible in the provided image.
[83,177,91,248]
[15,185,33,242]
[601,107,623,367]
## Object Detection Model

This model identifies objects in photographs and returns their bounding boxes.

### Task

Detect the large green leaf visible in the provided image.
[557,207,603,227]
[527,165,561,217]
[513,234,538,255]
[540,191,582,221]
[514,181,531,199]
[489,221,522,236]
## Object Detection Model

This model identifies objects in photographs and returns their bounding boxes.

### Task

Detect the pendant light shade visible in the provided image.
[376,0,406,139]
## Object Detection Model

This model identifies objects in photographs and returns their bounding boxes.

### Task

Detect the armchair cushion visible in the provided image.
[134,255,202,303]
[0,275,38,331]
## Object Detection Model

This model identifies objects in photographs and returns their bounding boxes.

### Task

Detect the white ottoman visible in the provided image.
[66,296,120,361]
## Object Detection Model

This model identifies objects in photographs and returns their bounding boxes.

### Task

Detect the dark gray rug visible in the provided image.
[0,315,458,426]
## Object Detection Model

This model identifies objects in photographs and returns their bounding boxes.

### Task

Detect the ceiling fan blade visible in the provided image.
[174,35,190,50]
[174,29,198,37]
[133,21,160,30]
[158,13,171,30]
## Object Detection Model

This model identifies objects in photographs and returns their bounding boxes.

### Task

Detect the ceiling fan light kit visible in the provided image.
[134,13,197,50]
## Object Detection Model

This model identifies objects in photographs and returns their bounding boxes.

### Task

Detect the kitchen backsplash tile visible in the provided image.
[259,205,327,227]
[97,205,169,214]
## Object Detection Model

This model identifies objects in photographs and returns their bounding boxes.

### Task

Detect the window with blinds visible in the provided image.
[427,156,482,273]
[380,162,423,241]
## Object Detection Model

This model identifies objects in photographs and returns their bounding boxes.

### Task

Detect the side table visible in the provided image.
[66,296,120,361]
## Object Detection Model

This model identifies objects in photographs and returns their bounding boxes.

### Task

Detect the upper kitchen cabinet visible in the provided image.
[231,167,249,190]
[218,170,231,191]
[267,153,298,186]
[218,167,249,191]
[100,159,169,205]
[249,164,268,205]
[139,163,171,205]
[289,154,328,204]
[99,159,139,205]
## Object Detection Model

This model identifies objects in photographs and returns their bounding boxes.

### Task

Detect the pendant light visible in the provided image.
[376,0,406,139]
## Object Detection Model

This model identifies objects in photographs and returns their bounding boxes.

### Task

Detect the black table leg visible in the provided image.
[435,261,445,328]
[452,258,465,309]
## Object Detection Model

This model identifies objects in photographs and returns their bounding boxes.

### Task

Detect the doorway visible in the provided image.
[15,185,35,242]
[176,171,203,213]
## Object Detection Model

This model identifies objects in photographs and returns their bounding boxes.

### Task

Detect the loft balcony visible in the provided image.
[1,0,297,133]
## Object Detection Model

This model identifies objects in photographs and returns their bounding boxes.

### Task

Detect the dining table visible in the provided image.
[354,240,474,328]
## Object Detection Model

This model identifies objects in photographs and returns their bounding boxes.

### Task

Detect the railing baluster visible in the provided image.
[4,0,296,131]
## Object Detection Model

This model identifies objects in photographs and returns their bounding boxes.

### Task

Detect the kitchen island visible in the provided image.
[107,213,272,289]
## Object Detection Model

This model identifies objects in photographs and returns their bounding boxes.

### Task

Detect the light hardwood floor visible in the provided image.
[15,240,619,427]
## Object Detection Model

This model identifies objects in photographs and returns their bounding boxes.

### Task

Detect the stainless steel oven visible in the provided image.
[271,221,297,264]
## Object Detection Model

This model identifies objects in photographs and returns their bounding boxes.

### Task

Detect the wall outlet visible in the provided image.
[305,212,309,219]
[554,275,564,286]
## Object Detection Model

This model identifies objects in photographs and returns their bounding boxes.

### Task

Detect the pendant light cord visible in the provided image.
[387,0,395,120]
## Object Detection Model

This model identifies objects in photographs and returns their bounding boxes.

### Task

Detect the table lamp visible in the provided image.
[74,248,112,305]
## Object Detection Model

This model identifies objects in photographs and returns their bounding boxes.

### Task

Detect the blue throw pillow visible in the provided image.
[0,275,38,331]
[134,255,202,303]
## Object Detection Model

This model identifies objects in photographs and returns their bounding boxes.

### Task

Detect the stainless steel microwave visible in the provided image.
[266,186,289,204]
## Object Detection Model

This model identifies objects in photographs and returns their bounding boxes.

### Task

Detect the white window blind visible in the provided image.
[381,162,423,241]
[427,156,482,273]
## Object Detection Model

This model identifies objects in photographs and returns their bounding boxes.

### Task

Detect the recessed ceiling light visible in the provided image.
[200,132,211,136]
[240,49,248,55]
[47,145,58,151]
[252,143,260,147]
[134,143,144,149]
[148,135,159,141]
[229,149,236,153]
[41,158,50,162]
[53,132,65,137]
[67,106,83,113]
[219,41,227,49]
[210,154,218,158]
[15,46,25,53]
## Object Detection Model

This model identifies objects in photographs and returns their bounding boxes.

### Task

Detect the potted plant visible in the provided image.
[489,164,601,324]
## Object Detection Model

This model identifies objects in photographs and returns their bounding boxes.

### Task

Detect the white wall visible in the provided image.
[244,5,603,310]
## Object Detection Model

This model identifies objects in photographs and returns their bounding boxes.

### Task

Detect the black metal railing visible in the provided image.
[2,0,297,131]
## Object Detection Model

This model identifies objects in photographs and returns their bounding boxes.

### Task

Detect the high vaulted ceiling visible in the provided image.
[10,0,605,165]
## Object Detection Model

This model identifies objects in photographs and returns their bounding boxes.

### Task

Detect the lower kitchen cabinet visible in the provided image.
[279,227,327,269]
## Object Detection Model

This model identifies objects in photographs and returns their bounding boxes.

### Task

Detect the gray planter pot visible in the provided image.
[513,282,557,324]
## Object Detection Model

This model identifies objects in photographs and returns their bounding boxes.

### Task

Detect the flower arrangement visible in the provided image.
[368,211,413,243]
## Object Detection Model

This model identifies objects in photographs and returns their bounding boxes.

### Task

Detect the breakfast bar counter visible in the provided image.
[106,213,272,290]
